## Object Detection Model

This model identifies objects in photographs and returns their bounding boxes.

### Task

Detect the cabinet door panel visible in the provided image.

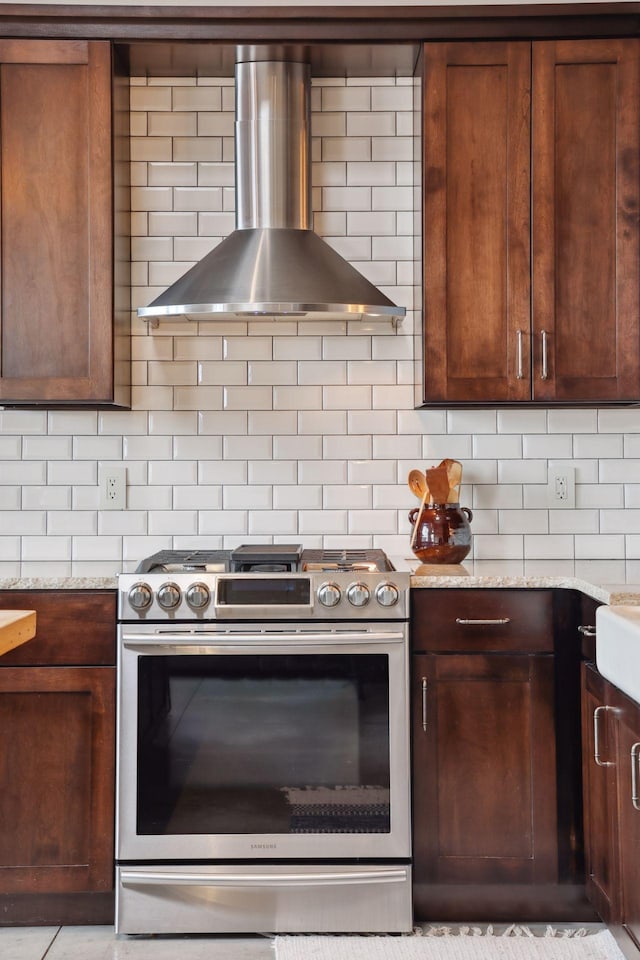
[581,662,620,923]
[422,41,531,404]
[0,666,115,894]
[617,710,640,947]
[0,40,114,403]
[413,652,557,884]
[532,40,640,402]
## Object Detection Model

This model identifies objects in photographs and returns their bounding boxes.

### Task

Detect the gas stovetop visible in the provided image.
[119,545,407,622]
[136,545,394,575]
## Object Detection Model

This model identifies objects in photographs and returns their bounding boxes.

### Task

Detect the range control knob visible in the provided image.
[318,582,341,608]
[128,582,153,611]
[186,582,211,610]
[347,582,370,607]
[157,582,182,610]
[376,582,400,607]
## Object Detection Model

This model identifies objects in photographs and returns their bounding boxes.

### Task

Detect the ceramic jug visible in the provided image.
[408,502,473,564]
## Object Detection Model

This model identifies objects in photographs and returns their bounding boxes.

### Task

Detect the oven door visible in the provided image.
[116,621,410,861]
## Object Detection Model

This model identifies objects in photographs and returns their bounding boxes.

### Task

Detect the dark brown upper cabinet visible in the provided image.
[0,40,130,407]
[420,39,640,406]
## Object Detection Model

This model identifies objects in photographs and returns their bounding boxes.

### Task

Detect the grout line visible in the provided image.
[40,926,62,960]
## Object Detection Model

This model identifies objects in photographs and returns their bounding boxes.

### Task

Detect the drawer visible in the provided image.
[411,588,554,653]
[0,591,116,666]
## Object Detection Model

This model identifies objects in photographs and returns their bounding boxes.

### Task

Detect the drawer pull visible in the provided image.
[421,677,428,732]
[455,618,511,626]
[632,742,640,811]
[541,330,549,380]
[594,705,615,767]
[578,625,596,638]
[516,329,524,380]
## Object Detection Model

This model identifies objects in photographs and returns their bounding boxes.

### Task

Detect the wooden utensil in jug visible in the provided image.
[439,458,463,503]
[426,465,451,505]
[408,469,429,501]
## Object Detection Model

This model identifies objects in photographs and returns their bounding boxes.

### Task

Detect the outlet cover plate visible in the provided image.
[100,467,127,511]
[547,461,575,510]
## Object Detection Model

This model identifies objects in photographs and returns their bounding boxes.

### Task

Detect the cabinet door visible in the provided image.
[0,40,119,404]
[0,666,115,895]
[532,40,640,402]
[617,707,640,948]
[422,41,531,404]
[413,652,557,886]
[581,662,620,922]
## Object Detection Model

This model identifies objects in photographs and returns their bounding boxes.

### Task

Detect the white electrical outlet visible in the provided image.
[547,462,575,510]
[100,467,127,510]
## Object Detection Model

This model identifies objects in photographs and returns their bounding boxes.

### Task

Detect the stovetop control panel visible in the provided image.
[118,570,409,622]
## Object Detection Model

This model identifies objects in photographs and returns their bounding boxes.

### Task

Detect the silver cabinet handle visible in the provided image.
[541,330,549,380]
[455,618,511,625]
[632,742,640,811]
[421,677,428,731]
[578,625,596,638]
[594,705,615,767]
[516,329,524,379]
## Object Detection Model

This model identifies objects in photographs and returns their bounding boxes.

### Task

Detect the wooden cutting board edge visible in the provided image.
[0,609,37,657]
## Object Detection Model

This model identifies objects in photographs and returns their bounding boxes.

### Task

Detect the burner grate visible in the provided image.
[301,549,392,572]
[135,550,230,574]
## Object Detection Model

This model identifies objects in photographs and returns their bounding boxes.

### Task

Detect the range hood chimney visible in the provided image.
[138,45,406,324]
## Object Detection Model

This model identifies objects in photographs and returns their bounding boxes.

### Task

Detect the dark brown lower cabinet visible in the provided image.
[581,661,620,923]
[412,589,595,922]
[617,714,640,949]
[582,661,640,951]
[0,591,116,925]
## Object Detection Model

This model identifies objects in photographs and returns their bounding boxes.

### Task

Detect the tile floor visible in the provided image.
[0,924,607,960]
[0,926,275,960]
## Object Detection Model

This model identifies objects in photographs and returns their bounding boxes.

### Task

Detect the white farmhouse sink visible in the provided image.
[596,605,640,705]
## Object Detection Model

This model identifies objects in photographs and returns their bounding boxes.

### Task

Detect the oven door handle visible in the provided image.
[121,631,406,651]
[119,867,409,887]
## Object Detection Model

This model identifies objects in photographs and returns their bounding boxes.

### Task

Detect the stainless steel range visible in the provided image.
[115,546,412,935]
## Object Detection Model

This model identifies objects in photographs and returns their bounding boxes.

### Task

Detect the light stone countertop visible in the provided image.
[1,564,640,606]
[0,577,118,591]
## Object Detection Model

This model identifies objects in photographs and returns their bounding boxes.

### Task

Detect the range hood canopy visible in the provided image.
[138,45,406,324]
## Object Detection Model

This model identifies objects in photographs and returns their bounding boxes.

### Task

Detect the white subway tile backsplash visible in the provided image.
[149,510,198,535]
[575,559,627,581]
[128,486,172,511]
[3,74,637,574]
[275,435,323,460]
[274,386,322,410]
[0,536,21,560]
[548,409,598,433]
[148,411,198,435]
[172,435,223,460]
[473,435,522,459]
[199,361,246,386]
[148,460,197,485]
[224,485,272,510]
[198,411,247,435]
[173,485,222,510]
[249,460,297,485]
[349,459,396,485]
[0,462,45,486]
[22,437,72,461]
[224,435,273,460]
[524,534,574,559]
[522,434,572,459]
[47,511,97,536]
[0,511,46,535]
[549,510,599,534]
[601,509,640,534]
[599,409,640,433]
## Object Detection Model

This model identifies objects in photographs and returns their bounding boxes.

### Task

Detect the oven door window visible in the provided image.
[136,654,390,836]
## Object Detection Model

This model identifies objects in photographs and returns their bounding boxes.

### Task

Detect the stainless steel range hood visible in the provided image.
[138,46,406,324]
